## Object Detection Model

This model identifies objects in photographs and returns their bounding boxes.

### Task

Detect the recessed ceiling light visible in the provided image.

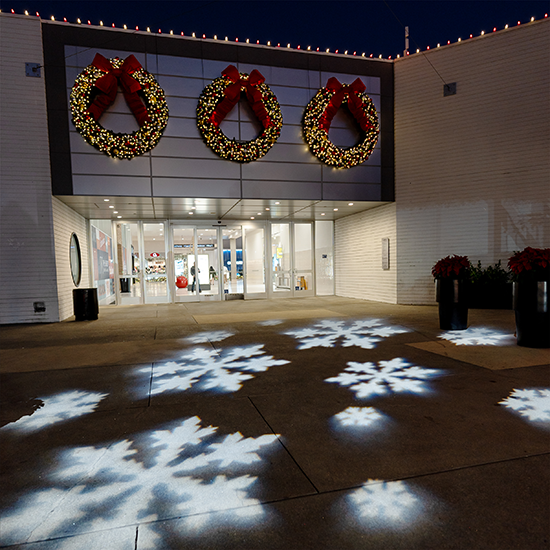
[189,212,194,215]
[333,208,338,211]
[250,216,255,219]
[348,203,354,206]
[275,202,280,205]
[109,205,114,208]
[265,208,270,211]
[104,199,109,202]
[321,213,326,216]
[117,215,122,218]
[113,211,118,214]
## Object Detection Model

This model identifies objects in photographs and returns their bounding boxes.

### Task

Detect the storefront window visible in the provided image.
[90,220,115,305]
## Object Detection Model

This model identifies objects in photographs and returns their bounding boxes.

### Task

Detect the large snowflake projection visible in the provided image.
[438,327,512,346]
[326,358,442,399]
[284,319,408,350]
[0,417,280,548]
[499,388,550,423]
[143,345,289,395]
[348,479,422,527]
[1,390,107,433]
[183,330,234,344]
[334,406,384,427]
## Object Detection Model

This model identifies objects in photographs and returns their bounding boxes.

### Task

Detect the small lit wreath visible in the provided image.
[303,77,379,169]
[70,53,169,159]
[197,64,283,163]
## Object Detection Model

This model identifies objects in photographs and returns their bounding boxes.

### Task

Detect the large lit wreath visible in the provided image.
[303,77,379,169]
[197,64,283,163]
[70,53,169,159]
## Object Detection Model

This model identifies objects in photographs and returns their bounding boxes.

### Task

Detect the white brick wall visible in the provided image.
[393,20,550,304]
[0,14,59,323]
[335,203,397,303]
[52,197,90,321]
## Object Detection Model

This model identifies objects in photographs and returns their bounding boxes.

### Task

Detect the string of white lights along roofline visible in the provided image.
[3,8,549,62]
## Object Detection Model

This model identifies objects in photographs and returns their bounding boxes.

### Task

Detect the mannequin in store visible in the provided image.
[190,263,200,293]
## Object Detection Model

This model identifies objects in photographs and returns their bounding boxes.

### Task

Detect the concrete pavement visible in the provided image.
[0,297,548,549]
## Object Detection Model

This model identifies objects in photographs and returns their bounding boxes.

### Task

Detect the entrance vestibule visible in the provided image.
[94,220,333,305]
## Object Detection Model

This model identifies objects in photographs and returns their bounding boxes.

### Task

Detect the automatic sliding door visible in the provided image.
[173,226,198,301]
[293,223,314,296]
[143,223,168,303]
[271,223,291,295]
[244,224,266,298]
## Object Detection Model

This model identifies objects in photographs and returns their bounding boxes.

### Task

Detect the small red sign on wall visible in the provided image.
[150,252,160,258]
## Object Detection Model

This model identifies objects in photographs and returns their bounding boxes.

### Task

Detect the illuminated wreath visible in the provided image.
[197,64,283,163]
[303,77,379,169]
[70,53,169,159]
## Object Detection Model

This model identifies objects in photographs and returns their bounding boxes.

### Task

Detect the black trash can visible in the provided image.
[73,288,99,321]
[120,277,130,293]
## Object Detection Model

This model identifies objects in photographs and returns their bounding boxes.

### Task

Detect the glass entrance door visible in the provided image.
[293,223,314,297]
[269,222,314,297]
[271,223,292,295]
[172,226,222,302]
[222,227,243,296]
[244,223,267,299]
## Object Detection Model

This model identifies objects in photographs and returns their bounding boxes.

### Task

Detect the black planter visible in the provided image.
[468,282,513,309]
[73,288,99,321]
[436,278,468,330]
[513,280,550,348]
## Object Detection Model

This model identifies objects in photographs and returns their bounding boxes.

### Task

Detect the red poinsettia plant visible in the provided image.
[432,255,470,279]
[508,247,550,278]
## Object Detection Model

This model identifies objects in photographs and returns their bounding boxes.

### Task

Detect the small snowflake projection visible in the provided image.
[326,358,442,399]
[0,416,280,547]
[439,327,512,346]
[184,330,234,344]
[334,406,383,427]
[142,345,289,395]
[1,390,107,433]
[499,388,550,423]
[257,319,283,326]
[284,319,408,350]
[349,479,421,526]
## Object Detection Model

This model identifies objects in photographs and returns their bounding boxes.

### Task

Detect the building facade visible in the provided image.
[0,13,548,324]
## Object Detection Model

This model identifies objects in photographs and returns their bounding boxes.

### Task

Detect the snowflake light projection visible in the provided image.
[326,358,442,399]
[1,390,107,433]
[334,406,383,427]
[438,327,512,346]
[183,330,234,344]
[0,416,280,547]
[141,345,289,395]
[257,319,283,326]
[284,319,408,350]
[348,479,422,527]
[499,388,550,423]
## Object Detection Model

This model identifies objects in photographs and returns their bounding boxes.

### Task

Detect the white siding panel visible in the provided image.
[394,20,550,304]
[335,203,397,303]
[52,197,90,321]
[0,14,59,324]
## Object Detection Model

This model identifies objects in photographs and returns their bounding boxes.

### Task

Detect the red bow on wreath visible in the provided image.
[318,77,372,132]
[208,65,274,129]
[87,53,151,126]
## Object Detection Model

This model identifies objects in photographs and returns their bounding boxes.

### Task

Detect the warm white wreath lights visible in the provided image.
[70,54,169,159]
[303,77,379,168]
[196,64,283,163]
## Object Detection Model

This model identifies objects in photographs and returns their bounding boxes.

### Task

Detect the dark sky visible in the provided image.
[2,1,549,57]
